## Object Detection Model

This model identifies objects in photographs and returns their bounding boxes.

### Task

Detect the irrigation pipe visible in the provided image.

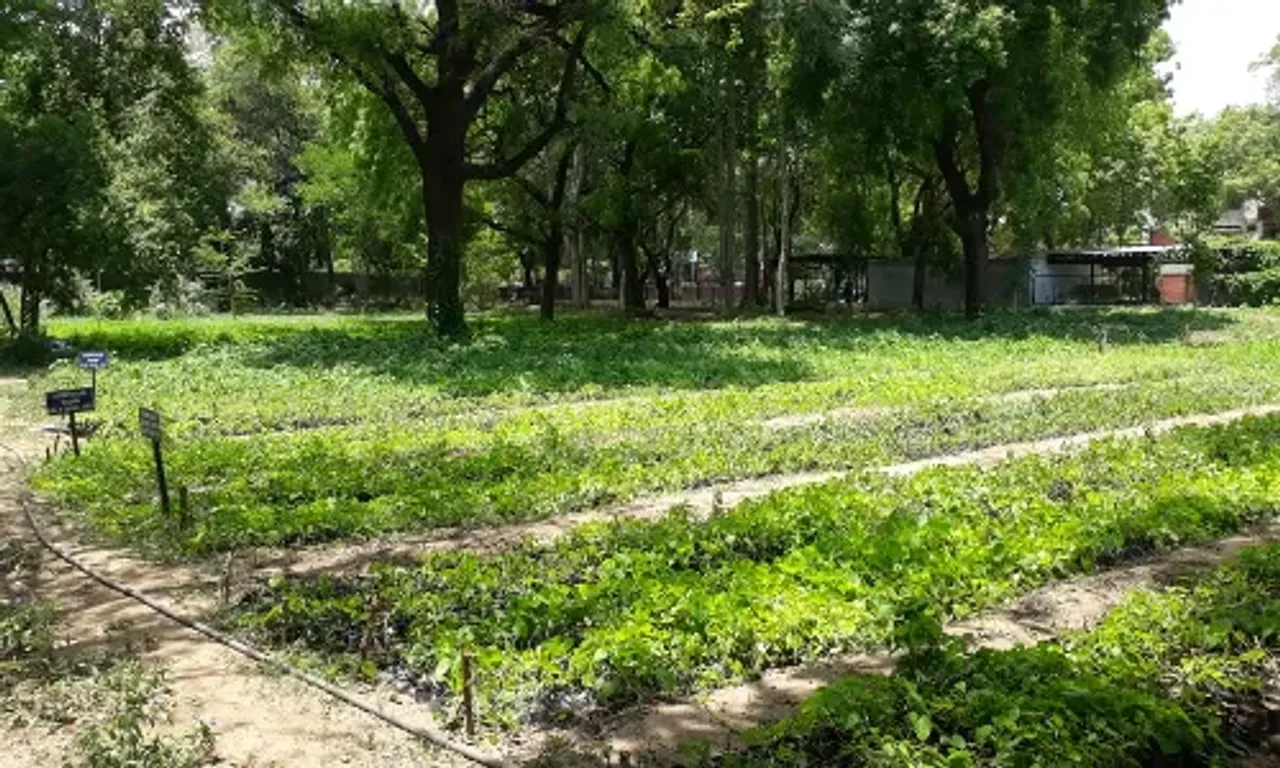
[2,442,511,768]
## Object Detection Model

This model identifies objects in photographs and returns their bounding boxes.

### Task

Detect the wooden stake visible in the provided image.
[68,413,80,457]
[152,438,170,516]
[461,651,476,738]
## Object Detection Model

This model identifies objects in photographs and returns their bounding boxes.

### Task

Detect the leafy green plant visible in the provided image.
[226,416,1280,727]
[63,662,215,768]
[704,543,1280,767]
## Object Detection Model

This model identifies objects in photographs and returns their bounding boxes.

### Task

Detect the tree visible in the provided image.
[1210,106,1280,215]
[0,0,222,333]
[206,41,326,306]
[211,0,601,336]
[1001,35,1225,249]
[842,0,1171,317]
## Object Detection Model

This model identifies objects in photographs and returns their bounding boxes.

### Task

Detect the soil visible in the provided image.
[0,378,475,768]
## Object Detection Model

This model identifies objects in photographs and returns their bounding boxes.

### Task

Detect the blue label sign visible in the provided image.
[77,351,110,371]
[46,388,96,416]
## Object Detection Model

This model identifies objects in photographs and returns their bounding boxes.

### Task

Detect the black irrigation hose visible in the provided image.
[1,442,511,768]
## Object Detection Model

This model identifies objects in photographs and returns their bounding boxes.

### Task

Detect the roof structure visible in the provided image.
[1043,245,1190,267]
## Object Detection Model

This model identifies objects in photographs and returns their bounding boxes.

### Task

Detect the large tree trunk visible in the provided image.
[912,244,928,311]
[568,145,588,309]
[541,237,561,321]
[423,174,466,336]
[0,289,17,336]
[539,142,576,322]
[618,223,644,313]
[423,93,469,338]
[655,270,670,309]
[643,246,672,310]
[777,154,792,318]
[933,83,999,320]
[955,213,988,318]
[19,267,40,336]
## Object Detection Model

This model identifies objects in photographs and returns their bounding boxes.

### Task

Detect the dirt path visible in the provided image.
[256,403,1280,576]
[0,378,473,768]
[598,520,1280,760]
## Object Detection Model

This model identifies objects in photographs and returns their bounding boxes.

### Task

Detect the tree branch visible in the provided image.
[478,213,543,246]
[465,29,549,119]
[967,79,1000,210]
[385,52,435,112]
[462,26,588,181]
[512,175,551,207]
[270,0,427,161]
[550,32,611,93]
[933,109,974,214]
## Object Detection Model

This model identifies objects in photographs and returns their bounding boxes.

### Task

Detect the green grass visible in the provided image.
[224,415,1280,728]
[22,308,1280,555]
[705,541,1280,767]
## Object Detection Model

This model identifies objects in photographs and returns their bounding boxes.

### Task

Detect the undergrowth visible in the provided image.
[1,542,214,767]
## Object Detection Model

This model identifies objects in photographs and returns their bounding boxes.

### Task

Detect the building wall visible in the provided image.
[867,260,1028,310]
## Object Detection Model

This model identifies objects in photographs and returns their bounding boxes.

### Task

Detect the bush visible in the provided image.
[1200,239,1280,306]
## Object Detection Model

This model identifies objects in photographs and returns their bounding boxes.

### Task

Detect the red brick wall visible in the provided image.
[1158,275,1193,305]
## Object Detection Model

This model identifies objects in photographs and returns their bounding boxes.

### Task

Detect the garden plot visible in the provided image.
[603,520,1280,758]
[31,372,1280,556]
[686,541,1280,767]
[16,310,1280,766]
[222,416,1280,739]
[247,401,1280,577]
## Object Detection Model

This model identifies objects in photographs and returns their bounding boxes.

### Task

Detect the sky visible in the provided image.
[1163,0,1280,117]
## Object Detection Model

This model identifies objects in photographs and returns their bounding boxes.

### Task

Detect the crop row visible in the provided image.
[705,541,1280,766]
[35,375,1280,554]
[225,415,1280,728]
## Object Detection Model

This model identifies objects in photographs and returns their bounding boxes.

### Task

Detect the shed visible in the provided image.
[1030,246,1192,306]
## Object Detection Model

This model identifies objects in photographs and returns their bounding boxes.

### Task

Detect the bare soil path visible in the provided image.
[0,378,471,768]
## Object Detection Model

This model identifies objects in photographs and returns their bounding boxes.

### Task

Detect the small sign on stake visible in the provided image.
[139,408,170,517]
[77,351,110,371]
[139,407,163,442]
[77,351,110,391]
[46,388,95,457]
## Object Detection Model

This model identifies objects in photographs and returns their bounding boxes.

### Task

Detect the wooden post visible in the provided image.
[461,651,476,738]
[152,439,170,516]
[68,413,80,457]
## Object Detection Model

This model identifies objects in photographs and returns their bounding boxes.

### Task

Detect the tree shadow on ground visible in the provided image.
[238,308,1244,397]
[779,305,1241,347]
[242,314,821,396]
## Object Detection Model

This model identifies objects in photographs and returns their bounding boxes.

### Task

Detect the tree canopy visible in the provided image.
[3,0,1263,338]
